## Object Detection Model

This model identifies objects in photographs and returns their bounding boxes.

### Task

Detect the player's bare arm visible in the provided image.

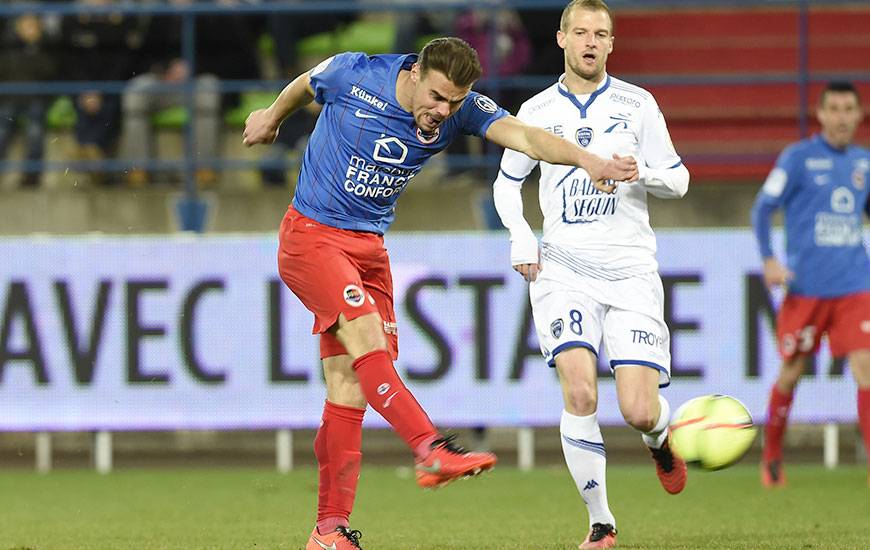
[243,71,316,146]
[762,256,793,288]
[485,115,639,191]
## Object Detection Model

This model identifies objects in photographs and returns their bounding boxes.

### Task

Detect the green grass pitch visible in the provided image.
[0,465,867,549]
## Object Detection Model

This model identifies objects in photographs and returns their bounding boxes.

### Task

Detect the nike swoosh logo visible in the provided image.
[416,458,441,473]
[383,391,399,408]
[354,109,378,119]
[310,536,337,550]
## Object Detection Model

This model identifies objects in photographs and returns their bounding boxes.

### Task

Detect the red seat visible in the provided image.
[605,7,870,181]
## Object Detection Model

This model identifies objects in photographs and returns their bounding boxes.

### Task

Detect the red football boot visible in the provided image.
[760,458,787,488]
[415,435,497,489]
[648,438,687,495]
[306,526,363,550]
[579,523,618,549]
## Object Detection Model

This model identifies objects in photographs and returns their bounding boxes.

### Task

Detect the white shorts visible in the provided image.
[529,263,671,387]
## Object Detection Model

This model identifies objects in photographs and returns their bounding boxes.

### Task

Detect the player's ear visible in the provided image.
[556,29,566,50]
[410,63,420,83]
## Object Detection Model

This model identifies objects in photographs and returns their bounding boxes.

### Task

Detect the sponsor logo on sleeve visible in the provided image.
[473,94,498,114]
[761,167,788,197]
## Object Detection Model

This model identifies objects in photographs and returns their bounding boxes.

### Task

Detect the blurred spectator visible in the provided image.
[391,0,457,53]
[60,0,147,186]
[455,8,531,83]
[257,0,353,187]
[0,9,57,188]
[263,0,356,79]
[447,7,531,180]
[258,102,318,188]
[120,0,260,188]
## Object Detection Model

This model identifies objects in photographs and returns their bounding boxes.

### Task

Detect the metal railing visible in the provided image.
[1,0,868,230]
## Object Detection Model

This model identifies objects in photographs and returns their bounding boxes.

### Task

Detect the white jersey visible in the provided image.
[495,74,688,280]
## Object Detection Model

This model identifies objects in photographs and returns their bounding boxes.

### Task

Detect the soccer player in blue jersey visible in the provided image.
[243,37,638,549]
[752,81,870,489]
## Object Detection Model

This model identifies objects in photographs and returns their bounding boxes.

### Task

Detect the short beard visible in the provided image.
[568,59,604,82]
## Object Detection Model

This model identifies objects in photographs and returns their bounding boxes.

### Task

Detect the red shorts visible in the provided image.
[776,291,870,359]
[277,206,398,360]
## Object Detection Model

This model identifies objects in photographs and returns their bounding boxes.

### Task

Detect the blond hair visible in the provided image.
[560,0,614,33]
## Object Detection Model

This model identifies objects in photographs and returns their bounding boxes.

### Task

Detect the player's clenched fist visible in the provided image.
[588,154,638,193]
[243,108,280,146]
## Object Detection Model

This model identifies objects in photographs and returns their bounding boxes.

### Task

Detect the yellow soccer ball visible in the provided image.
[669,394,757,471]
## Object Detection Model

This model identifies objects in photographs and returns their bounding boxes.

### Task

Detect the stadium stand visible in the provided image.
[608,6,870,180]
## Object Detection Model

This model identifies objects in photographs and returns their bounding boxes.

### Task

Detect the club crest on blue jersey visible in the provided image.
[551,318,564,338]
[416,126,440,144]
[576,127,593,148]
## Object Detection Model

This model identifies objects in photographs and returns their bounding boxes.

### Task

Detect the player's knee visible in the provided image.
[621,401,657,432]
[779,356,807,385]
[847,349,870,385]
[329,375,367,408]
[564,381,597,415]
[335,313,389,356]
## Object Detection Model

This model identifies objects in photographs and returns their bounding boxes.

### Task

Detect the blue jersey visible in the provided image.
[751,134,870,297]
[292,52,509,234]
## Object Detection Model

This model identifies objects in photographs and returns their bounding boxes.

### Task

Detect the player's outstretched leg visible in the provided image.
[351,349,496,488]
[643,395,687,495]
[307,526,364,550]
[414,434,497,489]
[579,523,618,549]
[761,384,793,487]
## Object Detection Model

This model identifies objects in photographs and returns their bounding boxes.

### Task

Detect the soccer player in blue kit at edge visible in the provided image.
[243,37,638,549]
[752,81,870,489]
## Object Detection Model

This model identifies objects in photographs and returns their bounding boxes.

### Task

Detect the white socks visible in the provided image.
[641,394,671,449]
[560,409,616,528]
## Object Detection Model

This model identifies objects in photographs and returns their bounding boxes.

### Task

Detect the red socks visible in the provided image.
[315,400,365,533]
[763,384,794,461]
[858,388,870,465]
[352,349,438,457]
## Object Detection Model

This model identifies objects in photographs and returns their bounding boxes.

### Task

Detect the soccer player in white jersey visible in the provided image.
[492,1,690,547]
